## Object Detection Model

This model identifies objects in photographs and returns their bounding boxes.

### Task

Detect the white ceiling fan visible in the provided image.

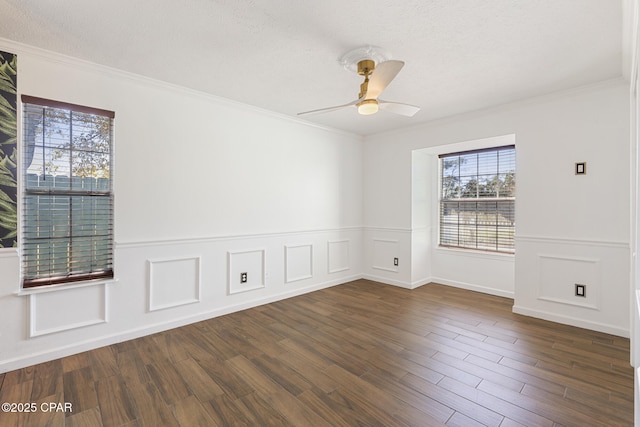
[298,55,420,118]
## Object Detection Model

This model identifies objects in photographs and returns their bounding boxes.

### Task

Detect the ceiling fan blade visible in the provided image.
[297,99,359,116]
[365,60,404,100]
[378,100,420,117]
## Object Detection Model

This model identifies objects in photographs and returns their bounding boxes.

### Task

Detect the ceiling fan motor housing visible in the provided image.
[357,59,375,76]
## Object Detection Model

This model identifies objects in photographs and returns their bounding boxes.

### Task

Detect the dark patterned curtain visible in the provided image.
[0,51,17,248]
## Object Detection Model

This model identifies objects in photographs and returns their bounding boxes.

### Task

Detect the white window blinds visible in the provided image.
[439,145,515,253]
[21,95,114,288]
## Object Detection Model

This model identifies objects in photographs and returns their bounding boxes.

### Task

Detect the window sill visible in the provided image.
[15,277,119,296]
[435,246,515,261]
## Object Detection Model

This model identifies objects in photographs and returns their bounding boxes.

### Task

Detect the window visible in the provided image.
[21,96,114,288]
[439,145,515,253]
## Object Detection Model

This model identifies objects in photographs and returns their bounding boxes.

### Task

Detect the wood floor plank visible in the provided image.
[522,382,629,425]
[0,279,633,426]
[174,357,225,402]
[273,349,339,394]
[446,411,489,427]
[62,366,99,415]
[193,355,254,400]
[226,355,284,397]
[249,354,313,396]
[320,386,411,427]
[204,394,253,427]
[258,387,335,427]
[30,368,63,402]
[145,359,192,406]
[170,395,219,427]
[360,368,455,423]
[400,371,505,427]
[438,376,554,427]
[307,386,392,426]
[152,331,192,364]
[237,392,295,427]
[324,363,447,426]
[432,351,526,392]
[61,351,91,373]
[88,346,119,381]
[25,392,66,427]
[296,388,358,427]
[0,380,34,427]
[400,348,483,387]
[478,378,624,427]
[65,407,103,427]
[94,375,137,427]
[124,380,179,427]
[116,349,152,386]
[465,353,567,397]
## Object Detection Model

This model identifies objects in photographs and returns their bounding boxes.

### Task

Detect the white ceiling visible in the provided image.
[0,0,625,136]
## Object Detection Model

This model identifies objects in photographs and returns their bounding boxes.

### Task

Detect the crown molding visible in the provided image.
[0,38,362,141]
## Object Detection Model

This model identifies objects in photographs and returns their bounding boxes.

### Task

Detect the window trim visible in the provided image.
[21,95,115,119]
[20,95,115,288]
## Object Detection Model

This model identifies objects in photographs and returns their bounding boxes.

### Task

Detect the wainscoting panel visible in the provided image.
[362,228,413,288]
[514,235,629,337]
[328,240,350,273]
[285,244,313,283]
[148,256,201,312]
[228,248,266,294]
[372,238,399,273]
[30,283,108,337]
[538,254,599,309]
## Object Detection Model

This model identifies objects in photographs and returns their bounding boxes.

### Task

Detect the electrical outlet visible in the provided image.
[393,258,399,266]
[240,272,248,283]
[575,283,586,297]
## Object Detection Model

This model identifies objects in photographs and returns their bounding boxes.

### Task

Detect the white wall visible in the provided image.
[0,40,363,372]
[363,79,630,336]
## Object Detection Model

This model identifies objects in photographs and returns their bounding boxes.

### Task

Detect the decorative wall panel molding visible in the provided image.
[372,238,399,272]
[228,249,266,294]
[516,235,628,249]
[537,254,600,310]
[285,244,313,283]
[328,240,350,273]
[30,283,107,337]
[148,256,201,312]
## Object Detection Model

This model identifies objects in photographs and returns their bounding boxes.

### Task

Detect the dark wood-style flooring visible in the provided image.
[0,280,633,426]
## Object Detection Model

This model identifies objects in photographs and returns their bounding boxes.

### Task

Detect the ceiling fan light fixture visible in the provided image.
[358,99,379,115]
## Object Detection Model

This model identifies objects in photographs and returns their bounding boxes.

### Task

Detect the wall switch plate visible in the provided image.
[575,283,586,297]
[393,258,399,266]
[240,272,248,283]
[575,162,586,175]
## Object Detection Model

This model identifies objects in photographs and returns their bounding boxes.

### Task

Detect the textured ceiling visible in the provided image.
[0,0,624,136]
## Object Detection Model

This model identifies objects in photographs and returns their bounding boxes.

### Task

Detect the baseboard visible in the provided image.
[0,274,361,373]
[361,274,419,289]
[512,305,629,338]
[430,277,515,299]
[362,275,514,298]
